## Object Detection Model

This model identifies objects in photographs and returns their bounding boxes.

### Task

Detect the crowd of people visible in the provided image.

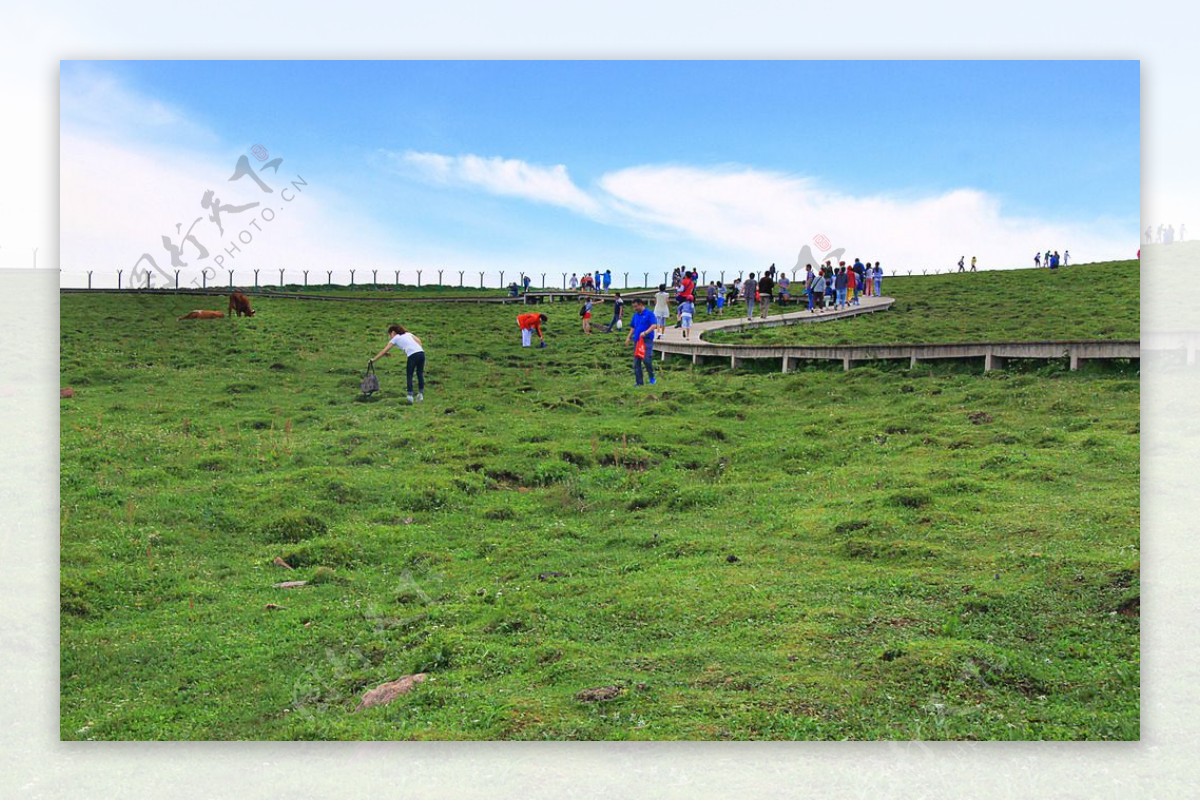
[1145,224,1186,244]
[1033,250,1069,269]
[371,260,893,394]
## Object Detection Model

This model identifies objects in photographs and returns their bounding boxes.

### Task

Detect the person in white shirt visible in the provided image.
[653,283,670,336]
[370,324,426,404]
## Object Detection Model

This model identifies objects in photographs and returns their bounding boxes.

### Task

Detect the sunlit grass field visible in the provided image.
[59,263,1139,740]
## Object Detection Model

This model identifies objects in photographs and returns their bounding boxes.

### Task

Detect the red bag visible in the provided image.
[634,338,646,359]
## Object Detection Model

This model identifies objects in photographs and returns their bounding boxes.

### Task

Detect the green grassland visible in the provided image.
[59,266,1139,740]
[707,261,1138,345]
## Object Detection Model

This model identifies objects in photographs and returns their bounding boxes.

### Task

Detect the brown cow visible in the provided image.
[178,310,226,320]
[229,292,255,317]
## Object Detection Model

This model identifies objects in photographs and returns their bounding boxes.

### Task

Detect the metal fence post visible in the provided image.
[117,269,123,289]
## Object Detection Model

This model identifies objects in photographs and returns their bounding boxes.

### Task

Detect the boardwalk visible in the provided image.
[652,295,1139,372]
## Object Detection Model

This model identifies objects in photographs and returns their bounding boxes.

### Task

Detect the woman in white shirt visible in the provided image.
[653,284,670,337]
[370,324,426,404]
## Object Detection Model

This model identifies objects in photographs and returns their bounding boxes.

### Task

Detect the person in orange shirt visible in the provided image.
[517,312,548,348]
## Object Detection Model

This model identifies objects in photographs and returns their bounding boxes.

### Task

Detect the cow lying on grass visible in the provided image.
[178,310,225,320]
[229,292,255,317]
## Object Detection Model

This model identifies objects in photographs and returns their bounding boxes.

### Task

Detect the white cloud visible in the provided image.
[392,150,602,217]
[597,164,1136,270]
[59,63,220,150]
[59,132,431,288]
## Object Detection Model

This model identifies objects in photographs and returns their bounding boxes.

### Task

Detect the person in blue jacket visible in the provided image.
[625,298,657,386]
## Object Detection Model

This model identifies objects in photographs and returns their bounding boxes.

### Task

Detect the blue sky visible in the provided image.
[60,60,1139,285]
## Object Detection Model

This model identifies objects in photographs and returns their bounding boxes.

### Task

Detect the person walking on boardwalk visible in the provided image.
[872,262,883,297]
[804,265,817,311]
[517,312,548,348]
[744,272,757,320]
[370,324,426,404]
[705,282,717,315]
[757,271,774,319]
[810,268,826,313]
[835,265,848,309]
[678,296,695,339]
[626,298,657,386]
[603,269,612,293]
[716,281,726,313]
[569,273,579,290]
[653,283,671,337]
[602,292,625,332]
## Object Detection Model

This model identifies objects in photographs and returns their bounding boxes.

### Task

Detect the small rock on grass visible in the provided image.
[538,571,566,581]
[265,603,284,610]
[60,387,75,399]
[726,554,740,563]
[576,685,622,702]
[273,580,308,589]
[354,673,428,711]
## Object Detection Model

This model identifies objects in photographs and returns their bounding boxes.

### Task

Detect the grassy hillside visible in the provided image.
[706,261,1139,345]
[59,280,1139,740]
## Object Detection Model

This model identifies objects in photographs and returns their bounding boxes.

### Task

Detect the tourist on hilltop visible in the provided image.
[847,263,859,306]
[716,281,726,314]
[679,270,696,303]
[580,296,595,334]
[958,256,965,273]
[778,273,791,305]
[1063,250,1070,266]
[569,273,579,290]
[1145,226,1153,243]
[705,282,717,315]
[678,296,695,339]
[602,292,625,333]
[744,272,757,320]
[370,323,426,404]
[824,265,836,308]
[835,265,849,309]
[729,276,741,308]
[873,262,883,296]
[653,283,671,337]
[603,269,612,293]
[757,271,774,319]
[626,298,657,386]
[804,264,816,311]
[971,256,977,272]
[671,266,682,287]
[810,268,826,313]
[517,312,548,348]
[594,270,602,291]
[1044,250,1052,268]
[1034,252,1041,268]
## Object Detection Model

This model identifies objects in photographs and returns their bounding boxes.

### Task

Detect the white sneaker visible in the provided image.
[417,393,424,402]
[407,394,414,404]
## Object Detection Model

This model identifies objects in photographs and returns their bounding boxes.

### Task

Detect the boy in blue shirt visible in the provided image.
[678,298,695,339]
[625,298,657,386]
